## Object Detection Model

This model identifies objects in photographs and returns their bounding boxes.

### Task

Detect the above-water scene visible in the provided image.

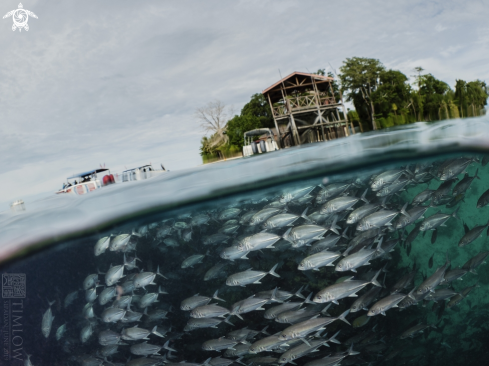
[2,118,489,366]
[1,2,489,366]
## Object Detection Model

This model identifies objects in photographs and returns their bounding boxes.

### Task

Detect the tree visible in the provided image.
[339,57,386,130]
[226,114,262,149]
[195,100,231,147]
[241,93,274,128]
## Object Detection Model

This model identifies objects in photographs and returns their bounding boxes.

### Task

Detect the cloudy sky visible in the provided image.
[0,0,488,210]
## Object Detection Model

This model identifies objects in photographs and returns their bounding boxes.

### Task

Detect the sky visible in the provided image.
[0,0,488,210]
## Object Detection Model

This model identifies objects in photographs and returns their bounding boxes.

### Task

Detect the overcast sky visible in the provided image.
[1,0,488,210]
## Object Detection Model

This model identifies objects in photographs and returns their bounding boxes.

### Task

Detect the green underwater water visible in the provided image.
[0,152,489,366]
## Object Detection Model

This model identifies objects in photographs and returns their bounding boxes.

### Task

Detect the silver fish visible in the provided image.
[314,270,381,304]
[203,233,230,245]
[122,325,160,340]
[237,232,282,252]
[399,323,437,339]
[182,254,205,268]
[356,204,408,231]
[98,330,122,346]
[220,246,250,261]
[202,338,239,351]
[138,287,166,308]
[320,190,368,215]
[250,208,284,226]
[102,307,126,323]
[458,219,489,247]
[204,262,228,281]
[462,250,489,273]
[83,273,98,290]
[280,186,316,204]
[41,300,55,338]
[110,233,132,251]
[185,317,233,331]
[371,169,412,191]
[99,287,117,305]
[134,266,164,288]
[218,208,242,221]
[416,253,450,295]
[181,290,224,311]
[350,286,382,312]
[298,251,341,271]
[80,323,93,343]
[346,203,380,225]
[190,303,230,319]
[94,236,111,256]
[419,208,459,231]
[367,292,410,316]
[85,287,97,303]
[121,310,143,323]
[226,263,280,286]
[249,335,289,353]
[105,265,125,286]
[56,323,67,341]
[64,290,79,308]
[263,209,309,230]
[191,214,211,226]
[279,310,350,340]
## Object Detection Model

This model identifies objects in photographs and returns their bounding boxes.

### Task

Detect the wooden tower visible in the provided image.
[262,72,354,147]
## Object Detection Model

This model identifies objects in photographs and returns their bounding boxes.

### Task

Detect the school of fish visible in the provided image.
[37,154,489,366]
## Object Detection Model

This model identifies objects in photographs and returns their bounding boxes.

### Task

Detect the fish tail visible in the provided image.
[361,188,369,204]
[269,263,280,278]
[337,309,350,325]
[224,315,234,326]
[328,330,341,344]
[213,290,225,302]
[294,285,306,299]
[452,207,461,221]
[303,292,315,305]
[370,269,382,287]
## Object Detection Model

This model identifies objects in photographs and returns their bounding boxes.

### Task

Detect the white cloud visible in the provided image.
[0,0,488,209]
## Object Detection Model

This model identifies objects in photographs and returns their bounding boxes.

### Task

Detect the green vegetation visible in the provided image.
[339,57,488,130]
[198,57,488,162]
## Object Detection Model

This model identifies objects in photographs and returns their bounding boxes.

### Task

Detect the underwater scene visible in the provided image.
[1,123,489,366]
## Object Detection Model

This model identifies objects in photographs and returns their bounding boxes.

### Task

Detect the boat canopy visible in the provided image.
[67,168,109,179]
[122,165,154,173]
[244,128,274,137]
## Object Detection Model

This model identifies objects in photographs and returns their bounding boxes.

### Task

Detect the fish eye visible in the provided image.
[317,295,321,299]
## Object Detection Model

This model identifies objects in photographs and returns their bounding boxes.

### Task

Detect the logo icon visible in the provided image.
[2,273,26,298]
[3,3,37,32]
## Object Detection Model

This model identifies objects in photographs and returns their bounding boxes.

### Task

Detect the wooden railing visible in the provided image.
[272,95,337,117]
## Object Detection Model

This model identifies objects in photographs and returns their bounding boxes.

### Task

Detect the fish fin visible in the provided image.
[268,263,280,278]
[294,285,306,299]
[381,311,386,316]
[400,202,410,218]
[370,269,382,287]
[213,290,225,302]
[361,189,369,203]
[332,300,339,305]
[338,309,350,325]
[328,330,341,344]
[224,316,234,326]
[300,338,311,346]
[348,293,358,297]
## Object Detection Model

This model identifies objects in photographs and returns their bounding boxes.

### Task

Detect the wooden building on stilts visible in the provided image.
[262,72,354,148]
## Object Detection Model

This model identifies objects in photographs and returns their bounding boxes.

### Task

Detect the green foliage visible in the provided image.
[226,114,262,149]
[241,93,274,128]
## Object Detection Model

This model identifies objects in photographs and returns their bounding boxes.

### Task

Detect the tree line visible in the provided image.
[198,57,488,161]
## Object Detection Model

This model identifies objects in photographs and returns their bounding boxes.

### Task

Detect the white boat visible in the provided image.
[242,128,279,157]
[120,164,167,182]
[56,168,114,195]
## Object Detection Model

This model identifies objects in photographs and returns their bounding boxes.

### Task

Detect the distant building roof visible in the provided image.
[262,72,334,94]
